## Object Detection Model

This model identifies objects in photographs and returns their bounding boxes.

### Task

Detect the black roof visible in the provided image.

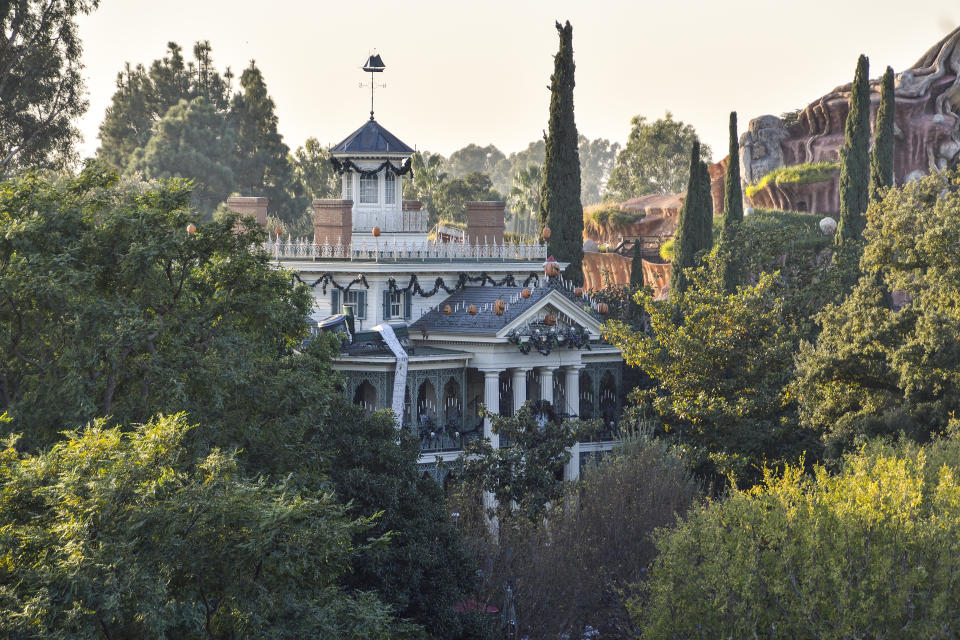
[410,282,596,335]
[330,119,414,155]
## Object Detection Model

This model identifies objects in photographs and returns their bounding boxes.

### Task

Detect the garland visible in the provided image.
[292,272,370,294]
[386,272,540,298]
[330,157,413,178]
[506,326,591,356]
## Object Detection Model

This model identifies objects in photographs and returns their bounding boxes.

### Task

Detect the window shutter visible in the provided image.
[357,291,367,319]
[404,291,412,319]
[382,290,391,320]
[331,289,340,314]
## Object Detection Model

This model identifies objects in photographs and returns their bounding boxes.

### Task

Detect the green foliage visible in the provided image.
[229,61,300,224]
[459,402,595,521]
[795,169,960,457]
[320,402,478,637]
[0,413,401,639]
[720,112,745,292]
[870,65,896,202]
[669,141,713,296]
[508,164,542,236]
[454,433,700,639]
[659,237,674,261]
[540,20,585,284]
[98,41,234,172]
[837,54,871,245]
[631,238,646,290]
[639,431,960,639]
[0,0,98,174]
[433,171,502,225]
[605,111,712,200]
[126,98,237,214]
[743,160,841,198]
[293,136,341,202]
[403,150,447,222]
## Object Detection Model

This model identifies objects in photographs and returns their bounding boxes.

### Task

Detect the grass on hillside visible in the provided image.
[584,202,644,236]
[744,161,840,198]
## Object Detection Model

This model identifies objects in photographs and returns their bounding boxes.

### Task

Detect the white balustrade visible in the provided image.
[262,236,547,262]
[352,209,428,233]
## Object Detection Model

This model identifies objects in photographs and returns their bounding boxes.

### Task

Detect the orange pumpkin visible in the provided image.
[493,299,506,316]
[468,304,478,315]
[574,287,584,297]
[443,304,452,315]
[542,226,552,240]
[274,226,284,236]
[544,262,560,278]
[186,223,197,235]
[596,302,609,314]
[372,226,381,237]
[521,288,531,299]
[543,314,556,326]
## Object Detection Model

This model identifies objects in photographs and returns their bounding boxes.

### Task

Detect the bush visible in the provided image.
[744,161,840,198]
[638,429,960,639]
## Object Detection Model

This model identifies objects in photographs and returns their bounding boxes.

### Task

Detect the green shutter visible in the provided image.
[382,290,391,320]
[331,289,340,314]
[404,291,412,319]
[357,291,367,319]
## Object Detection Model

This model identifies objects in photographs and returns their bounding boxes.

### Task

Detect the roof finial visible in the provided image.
[361,53,386,121]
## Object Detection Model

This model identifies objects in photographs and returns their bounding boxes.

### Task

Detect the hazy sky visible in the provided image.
[75,1,959,161]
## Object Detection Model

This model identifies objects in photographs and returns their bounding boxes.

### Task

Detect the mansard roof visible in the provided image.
[330,119,414,155]
[410,281,602,337]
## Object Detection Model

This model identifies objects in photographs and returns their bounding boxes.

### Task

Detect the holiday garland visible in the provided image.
[330,157,413,178]
[385,272,541,298]
[506,325,591,356]
[292,273,369,293]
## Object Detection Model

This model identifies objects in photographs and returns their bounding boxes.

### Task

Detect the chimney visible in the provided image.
[464,201,505,245]
[402,200,424,212]
[313,199,353,245]
[226,196,269,227]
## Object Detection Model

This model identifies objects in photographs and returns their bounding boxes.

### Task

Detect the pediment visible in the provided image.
[496,290,602,339]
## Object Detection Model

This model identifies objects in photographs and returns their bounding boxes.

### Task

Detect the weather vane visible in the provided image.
[360,53,386,121]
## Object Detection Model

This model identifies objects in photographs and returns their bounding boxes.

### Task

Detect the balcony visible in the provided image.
[352,209,428,233]
[264,236,547,263]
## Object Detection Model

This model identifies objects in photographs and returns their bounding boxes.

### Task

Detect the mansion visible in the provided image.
[229,114,626,480]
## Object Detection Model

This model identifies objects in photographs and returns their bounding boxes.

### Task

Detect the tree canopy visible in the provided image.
[605,112,712,200]
[0,0,99,174]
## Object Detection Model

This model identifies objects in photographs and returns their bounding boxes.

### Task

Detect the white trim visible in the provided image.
[495,290,602,338]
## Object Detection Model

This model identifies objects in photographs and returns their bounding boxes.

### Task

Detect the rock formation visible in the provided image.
[730,25,960,211]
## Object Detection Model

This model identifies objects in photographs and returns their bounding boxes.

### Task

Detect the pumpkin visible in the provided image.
[542,226,552,240]
[521,288,532,299]
[544,262,560,278]
[493,299,506,316]
[274,226,284,236]
[574,287,584,297]
[543,314,556,326]
[186,223,197,235]
[468,304,478,315]
[596,302,609,314]
[442,304,452,315]
[372,226,381,237]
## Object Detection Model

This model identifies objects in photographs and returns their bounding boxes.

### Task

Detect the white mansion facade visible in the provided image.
[230,115,625,481]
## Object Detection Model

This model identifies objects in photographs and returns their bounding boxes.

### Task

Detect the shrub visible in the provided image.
[744,161,841,198]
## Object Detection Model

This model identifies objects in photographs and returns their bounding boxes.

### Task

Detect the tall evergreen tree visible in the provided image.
[539,20,584,284]
[720,112,744,292]
[870,66,896,202]
[230,61,299,223]
[670,140,713,296]
[836,55,871,245]
[630,238,645,290]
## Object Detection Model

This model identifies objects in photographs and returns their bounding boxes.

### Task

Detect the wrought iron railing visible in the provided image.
[264,236,548,262]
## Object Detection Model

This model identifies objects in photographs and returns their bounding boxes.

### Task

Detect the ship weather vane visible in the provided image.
[360,53,386,121]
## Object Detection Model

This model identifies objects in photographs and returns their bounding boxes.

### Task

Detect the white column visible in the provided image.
[482,369,501,449]
[564,366,584,481]
[537,367,554,404]
[512,368,530,415]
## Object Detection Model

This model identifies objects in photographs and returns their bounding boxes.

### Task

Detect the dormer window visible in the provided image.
[384,171,396,205]
[359,173,378,204]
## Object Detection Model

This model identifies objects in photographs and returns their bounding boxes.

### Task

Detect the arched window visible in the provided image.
[342,173,353,200]
[384,171,396,205]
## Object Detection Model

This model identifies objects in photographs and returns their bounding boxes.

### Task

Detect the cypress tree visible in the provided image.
[670,140,712,296]
[870,66,896,202]
[720,112,744,292]
[630,238,645,290]
[540,20,585,284]
[836,55,871,245]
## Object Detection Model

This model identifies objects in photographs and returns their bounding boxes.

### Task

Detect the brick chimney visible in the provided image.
[313,199,353,245]
[226,196,268,227]
[464,201,505,245]
[402,200,424,212]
